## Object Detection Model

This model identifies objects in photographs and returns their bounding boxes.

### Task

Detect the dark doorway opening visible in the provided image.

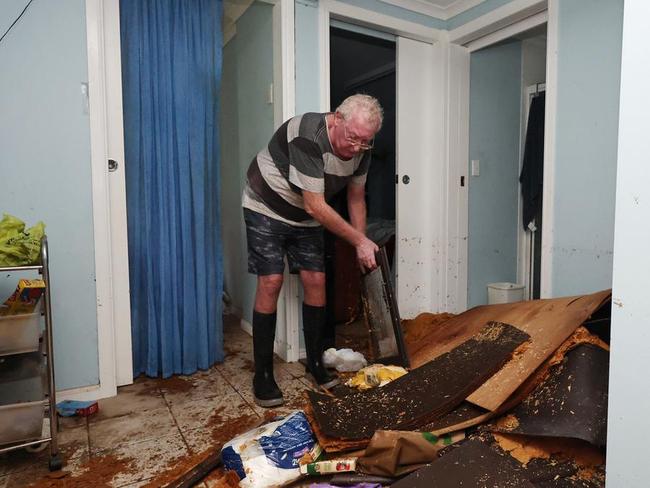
[324,25,396,352]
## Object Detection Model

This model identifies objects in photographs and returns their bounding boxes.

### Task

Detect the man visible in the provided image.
[243,94,383,407]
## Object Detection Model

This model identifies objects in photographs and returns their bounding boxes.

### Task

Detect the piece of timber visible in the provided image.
[163,450,222,488]
[485,344,609,447]
[307,322,530,441]
[408,289,611,412]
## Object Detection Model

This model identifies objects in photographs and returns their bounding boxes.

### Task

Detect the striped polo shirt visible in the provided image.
[242,112,371,227]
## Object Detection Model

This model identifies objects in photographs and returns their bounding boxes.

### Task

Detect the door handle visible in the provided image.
[402,175,410,184]
[108,159,119,172]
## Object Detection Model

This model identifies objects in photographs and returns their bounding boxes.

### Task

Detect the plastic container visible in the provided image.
[0,312,41,356]
[487,282,525,304]
[0,352,46,445]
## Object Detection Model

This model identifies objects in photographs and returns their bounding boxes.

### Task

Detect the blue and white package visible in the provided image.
[221,411,321,488]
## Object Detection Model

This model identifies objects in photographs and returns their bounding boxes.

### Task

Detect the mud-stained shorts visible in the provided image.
[243,208,324,275]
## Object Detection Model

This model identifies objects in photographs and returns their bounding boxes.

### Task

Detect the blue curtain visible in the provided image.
[120,0,224,377]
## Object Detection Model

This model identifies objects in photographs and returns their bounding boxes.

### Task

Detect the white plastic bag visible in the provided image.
[221,411,321,488]
[322,348,367,372]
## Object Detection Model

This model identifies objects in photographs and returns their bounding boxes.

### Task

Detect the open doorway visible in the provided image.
[324,24,396,351]
[467,25,547,307]
[518,27,547,300]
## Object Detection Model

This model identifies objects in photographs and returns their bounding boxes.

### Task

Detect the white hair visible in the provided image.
[336,94,383,131]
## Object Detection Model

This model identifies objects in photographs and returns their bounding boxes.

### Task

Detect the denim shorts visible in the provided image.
[243,208,324,275]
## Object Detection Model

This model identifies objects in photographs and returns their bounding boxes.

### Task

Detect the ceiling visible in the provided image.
[376,0,486,19]
[222,0,488,44]
[223,0,254,44]
[422,0,463,7]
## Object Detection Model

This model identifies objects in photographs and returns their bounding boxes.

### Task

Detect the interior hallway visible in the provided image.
[0,316,315,487]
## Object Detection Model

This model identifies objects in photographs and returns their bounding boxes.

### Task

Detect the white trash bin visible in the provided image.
[487,282,525,304]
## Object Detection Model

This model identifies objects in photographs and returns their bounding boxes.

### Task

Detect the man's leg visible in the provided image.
[255,274,284,312]
[252,274,284,407]
[299,270,338,388]
[244,209,287,407]
[287,224,339,388]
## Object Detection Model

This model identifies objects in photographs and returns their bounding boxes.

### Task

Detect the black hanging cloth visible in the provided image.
[519,92,546,229]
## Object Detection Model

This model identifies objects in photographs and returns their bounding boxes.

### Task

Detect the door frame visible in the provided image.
[58,0,126,401]
[271,0,299,362]
[316,0,471,318]
[448,0,558,302]
[101,0,133,388]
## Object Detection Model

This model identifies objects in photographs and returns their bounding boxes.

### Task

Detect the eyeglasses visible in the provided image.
[343,122,374,151]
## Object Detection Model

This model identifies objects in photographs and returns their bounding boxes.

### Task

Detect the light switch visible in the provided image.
[267,83,274,104]
[471,159,480,177]
[81,82,89,115]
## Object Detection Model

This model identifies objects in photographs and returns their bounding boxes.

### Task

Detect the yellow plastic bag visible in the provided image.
[0,214,45,267]
[345,364,408,390]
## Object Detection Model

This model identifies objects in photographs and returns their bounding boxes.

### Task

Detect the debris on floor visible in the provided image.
[308,322,529,442]
[222,411,320,488]
[298,289,611,487]
[323,348,368,372]
[344,364,408,391]
[55,400,99,418]
[356,430,465,477]
[4,291,612,487]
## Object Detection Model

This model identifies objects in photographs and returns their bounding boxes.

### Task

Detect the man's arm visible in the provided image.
[303,190,378,270]
[347,182,367,234]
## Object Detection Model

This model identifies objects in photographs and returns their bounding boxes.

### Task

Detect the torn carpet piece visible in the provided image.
[392,433,605,488]
[492,433,606,487]
[408,289,610,411]
[421,326,609,436]
[391,436,535,488]
[308,322,529,441]
[303,400,368,453]
[485,344,609,447]
[419,401,491,435]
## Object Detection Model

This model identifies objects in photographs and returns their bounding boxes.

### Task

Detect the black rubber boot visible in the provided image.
[252,311,284,407]
[303,303,339,389]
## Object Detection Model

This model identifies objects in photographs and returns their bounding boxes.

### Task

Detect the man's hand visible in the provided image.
[303,190,378,270]
[356,236,378,272]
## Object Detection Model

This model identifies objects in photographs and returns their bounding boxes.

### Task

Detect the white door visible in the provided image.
[101,0,133,386]
[395,37,440,318]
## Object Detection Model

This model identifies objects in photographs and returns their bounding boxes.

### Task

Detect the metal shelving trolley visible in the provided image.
[0,236,61,471]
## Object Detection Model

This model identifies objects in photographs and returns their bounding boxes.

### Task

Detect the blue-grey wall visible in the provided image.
[549,0,623,297]
[467,40,522,307]
[296,0,321,113]
[0,0,99,390]
[220,2,275,323]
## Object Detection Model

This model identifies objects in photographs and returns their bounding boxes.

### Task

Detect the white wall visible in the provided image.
[606,1,650,484]
[0,0,99,390]
[546,0,624,297]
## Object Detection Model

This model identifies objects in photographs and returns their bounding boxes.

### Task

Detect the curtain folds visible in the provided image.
[120,0,224,378]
